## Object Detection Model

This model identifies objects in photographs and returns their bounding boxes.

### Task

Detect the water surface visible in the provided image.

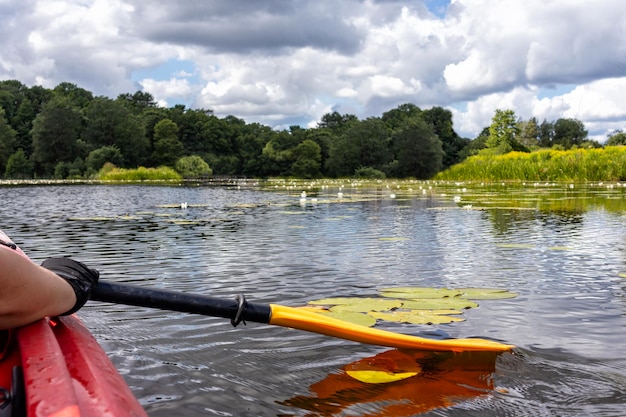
[1,182,624,416]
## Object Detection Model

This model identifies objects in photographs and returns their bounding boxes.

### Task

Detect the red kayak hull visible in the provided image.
[2,316,147,417]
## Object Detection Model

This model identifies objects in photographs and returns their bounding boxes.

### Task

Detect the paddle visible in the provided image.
[91,280,514,352]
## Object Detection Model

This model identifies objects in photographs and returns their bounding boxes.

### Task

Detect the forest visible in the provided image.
[1,79,624,180]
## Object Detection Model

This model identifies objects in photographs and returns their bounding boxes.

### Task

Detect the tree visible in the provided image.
[82,97,148,167]
[31,97,82,176]
[4,149,33,179]
[382,103,421,130]
[606,130,626,146]
[318,111,358,134]
[422,106,468,168]
[486,109,526,153]
[175,155,212,178]
[85,146,124,176]
[538,119,554,147]
[553,118,587,149]
[326,118,391,177]
[53,82,93,108]
[0,108,16,175]
[518,117,540,149]
[13,98,35,155]
[458,128,489,160]
[152,119,183,166]
[392,118,443,179]
[290,139,322,178]
[116,91,158,114]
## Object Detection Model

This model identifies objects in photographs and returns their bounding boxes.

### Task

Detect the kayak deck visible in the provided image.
[2,316,146,417]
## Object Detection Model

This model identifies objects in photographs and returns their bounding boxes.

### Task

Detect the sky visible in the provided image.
[1,0,625,142]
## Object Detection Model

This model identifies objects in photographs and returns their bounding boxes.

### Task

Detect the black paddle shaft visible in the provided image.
[91,280,272,326]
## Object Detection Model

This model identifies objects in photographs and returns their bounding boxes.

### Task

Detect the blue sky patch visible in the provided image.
[131,58,199,84]
[426,0,451,19]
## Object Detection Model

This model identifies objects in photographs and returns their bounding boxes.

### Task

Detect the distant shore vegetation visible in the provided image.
[2,80,626,182]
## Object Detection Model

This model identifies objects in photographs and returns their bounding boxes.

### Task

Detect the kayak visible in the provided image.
[0,316,147,417]
[0,234,147,417]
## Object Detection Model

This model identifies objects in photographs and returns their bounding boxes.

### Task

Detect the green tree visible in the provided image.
[54,157,84,179]
[31,97,83,176]
[392,117,443,179]
[518,117,540,149]
[175,155,212,178]
[85,146,124,176]
[326,117,391,177]
[0,108,17,175]
[538,119,554,147]
[4,149,33,179]
[553,118,587,149]
[606,130,626,146]
[317,111,358,134]
[236,123,275,177]
[53,82,93,108]
[422,106,468,168]
[304,128,333,175]
[290,139,322,178]
[382,103,422,130]
[152,119,183,167]
[13,98,35,155]
[458,128,489,160]
[116,91,157,114]
[486,109,526,153]
[82,97,148,167]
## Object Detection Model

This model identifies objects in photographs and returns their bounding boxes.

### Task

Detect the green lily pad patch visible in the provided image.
[306,286,517,327]
[369,310,465,325]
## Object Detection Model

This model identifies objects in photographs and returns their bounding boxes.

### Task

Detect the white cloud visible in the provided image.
[1,0,626,141]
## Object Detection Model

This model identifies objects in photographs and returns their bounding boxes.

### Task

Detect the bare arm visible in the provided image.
[0,245,77,329]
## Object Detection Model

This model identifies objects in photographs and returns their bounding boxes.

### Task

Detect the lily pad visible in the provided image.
[454,288,518,300]
[368,310,465,325]
[346,370,419,384]
[496,243,535,249]
[380,287,463,299]
[329,299,404,313]
[397,298,478,310]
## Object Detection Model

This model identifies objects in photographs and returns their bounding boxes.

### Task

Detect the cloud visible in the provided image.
[128,0,365,54]
[1,0,626,141]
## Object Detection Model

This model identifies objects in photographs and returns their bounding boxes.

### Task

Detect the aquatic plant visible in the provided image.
[98,165,182,181]
[436,147,626,182]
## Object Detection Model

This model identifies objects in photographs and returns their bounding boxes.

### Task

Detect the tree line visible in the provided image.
[0,80,622,180]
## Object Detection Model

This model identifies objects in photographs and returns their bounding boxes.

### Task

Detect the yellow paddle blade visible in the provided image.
[268,304,514,352]
[346,370,419,384]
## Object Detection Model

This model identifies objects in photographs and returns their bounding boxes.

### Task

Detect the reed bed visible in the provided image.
[436,147,626,182]
[98,166,182,181]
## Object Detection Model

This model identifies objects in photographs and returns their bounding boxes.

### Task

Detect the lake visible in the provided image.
[1,180,625,416]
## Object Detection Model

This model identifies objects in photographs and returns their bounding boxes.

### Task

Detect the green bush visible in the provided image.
[354,166,386,179]
[175,155,212,179]
[98,166,182,181]
[4,149,33,179]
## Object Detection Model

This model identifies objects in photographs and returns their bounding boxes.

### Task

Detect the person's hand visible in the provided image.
[41,257,100,315]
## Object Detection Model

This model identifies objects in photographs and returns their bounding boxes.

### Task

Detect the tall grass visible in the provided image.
[98,165,182,181]
[436,147,626,182]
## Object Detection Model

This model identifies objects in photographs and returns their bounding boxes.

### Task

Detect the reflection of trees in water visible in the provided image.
[487,209,584,236]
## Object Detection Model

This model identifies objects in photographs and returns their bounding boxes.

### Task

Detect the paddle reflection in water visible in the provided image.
[281,349,506,416]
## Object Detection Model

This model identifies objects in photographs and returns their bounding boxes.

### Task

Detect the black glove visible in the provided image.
[41,257,100,316]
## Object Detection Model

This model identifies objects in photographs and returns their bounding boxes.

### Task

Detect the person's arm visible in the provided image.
[0,235,100,330]
[0,245,77,329]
